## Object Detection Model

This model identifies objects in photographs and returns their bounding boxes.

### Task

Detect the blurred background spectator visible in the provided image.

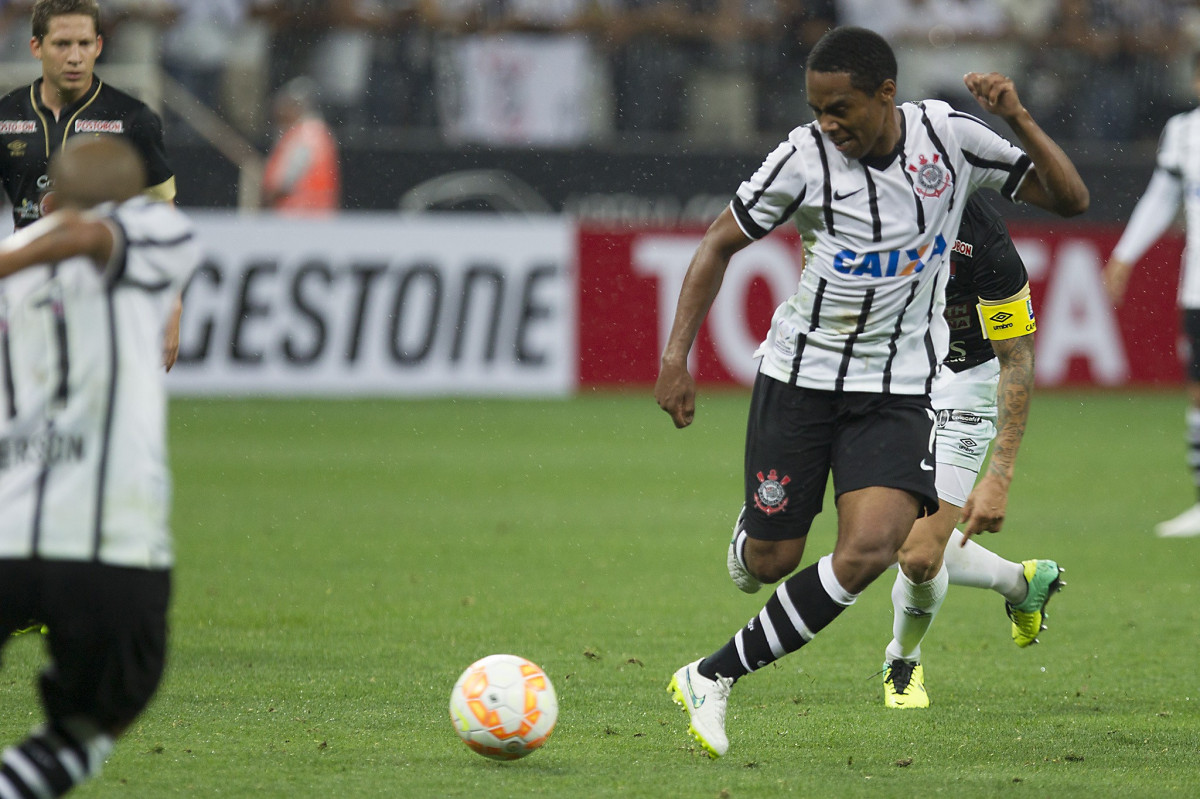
[0,0,1192,217]
[262,76,341,213]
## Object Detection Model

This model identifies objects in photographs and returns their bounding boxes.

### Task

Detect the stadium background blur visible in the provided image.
[0,1,1189,397]
[0,0,1189,221]
[4,8,1200,794]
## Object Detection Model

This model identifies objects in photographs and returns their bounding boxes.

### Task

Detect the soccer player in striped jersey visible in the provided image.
[1104,52,1200,538]
[657,26,1087,758]
[726,194,1063,708]
[0,135,200,797]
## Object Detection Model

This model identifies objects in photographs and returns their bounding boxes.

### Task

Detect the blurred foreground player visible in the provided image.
[0,135,200,797]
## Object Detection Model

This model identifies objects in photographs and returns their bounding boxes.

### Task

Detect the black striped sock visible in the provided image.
[0,722,111,799]
[1188,409,1200,499]
[699,556,856,681]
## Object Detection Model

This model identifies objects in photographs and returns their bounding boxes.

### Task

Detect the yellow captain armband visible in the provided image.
[977,283,1036,340]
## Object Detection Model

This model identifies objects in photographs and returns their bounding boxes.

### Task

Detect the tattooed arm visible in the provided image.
[959,332,1035,540]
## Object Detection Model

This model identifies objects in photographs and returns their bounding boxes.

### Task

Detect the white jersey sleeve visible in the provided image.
[730,135,814,241]
[104,197,198,293]
[938,106,1033,200]
[1110,116,1187,265]
[1110,169,1183,265]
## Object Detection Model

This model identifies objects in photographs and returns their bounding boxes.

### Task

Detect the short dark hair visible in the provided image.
[806,26,897,95]
[31,0,101,42]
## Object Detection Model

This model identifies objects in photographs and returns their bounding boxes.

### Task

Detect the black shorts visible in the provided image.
[742,373,939,541]
[1183,309,1200,381]
[0,560,170,731]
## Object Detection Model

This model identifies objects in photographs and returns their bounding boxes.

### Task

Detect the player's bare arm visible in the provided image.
[963,72,1089,219]
[163,294,182,371]
[0,209,113,278]
[655,207,751,428]
[1102,257,1134,305]
[960,330,1034,540]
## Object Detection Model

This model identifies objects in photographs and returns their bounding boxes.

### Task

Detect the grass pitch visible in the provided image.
[2,390,1198,797]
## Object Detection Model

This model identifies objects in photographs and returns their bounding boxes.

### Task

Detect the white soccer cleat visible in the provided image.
[667,659,732,758]
[727,506,762,594]
[1155,503,1200,538]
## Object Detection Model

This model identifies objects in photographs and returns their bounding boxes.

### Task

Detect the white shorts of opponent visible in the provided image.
[930,359,1000,507]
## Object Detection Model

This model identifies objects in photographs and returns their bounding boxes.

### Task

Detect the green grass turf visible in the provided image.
[2,390,1199,797]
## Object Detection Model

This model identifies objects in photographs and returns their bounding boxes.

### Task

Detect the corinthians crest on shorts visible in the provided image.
[754,469,790,515]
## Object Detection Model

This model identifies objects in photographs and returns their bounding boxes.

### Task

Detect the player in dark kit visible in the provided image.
[0,0,178,377]
[0,0,175,230]
[875,191,1061,708]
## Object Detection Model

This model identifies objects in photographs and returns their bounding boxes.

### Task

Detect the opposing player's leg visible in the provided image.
[932,445,1064,647]
[883,499,955,709]
[926,368,1065,646]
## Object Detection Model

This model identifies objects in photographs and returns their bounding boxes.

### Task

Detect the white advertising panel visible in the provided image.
[168,214,576,397]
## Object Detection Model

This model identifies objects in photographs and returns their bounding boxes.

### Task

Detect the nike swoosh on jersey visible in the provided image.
[920,459,934,471]
[833,188,863,201]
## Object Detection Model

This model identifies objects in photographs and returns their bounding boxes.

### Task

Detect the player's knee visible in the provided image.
[832,537,904,591]
[898,548,943,583]
[744,546,803,584]
[748,558,794,585]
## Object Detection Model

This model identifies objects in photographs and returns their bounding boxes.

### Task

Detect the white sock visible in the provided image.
[943,529,1026,604]
[733,528,750,571]
[885,563,948,663]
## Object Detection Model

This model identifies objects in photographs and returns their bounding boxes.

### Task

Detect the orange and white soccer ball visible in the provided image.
[449,654,558,761]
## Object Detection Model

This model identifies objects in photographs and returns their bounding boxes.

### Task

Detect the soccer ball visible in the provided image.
[449,654,558,761]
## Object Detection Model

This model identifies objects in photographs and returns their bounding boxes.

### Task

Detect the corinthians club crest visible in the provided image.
[754,469,791,515]
[908,153,951,199]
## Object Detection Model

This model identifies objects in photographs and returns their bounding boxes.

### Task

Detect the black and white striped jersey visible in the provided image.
[1111,107,1200,308]
[0,196,199,568]
[735,99,1032,394]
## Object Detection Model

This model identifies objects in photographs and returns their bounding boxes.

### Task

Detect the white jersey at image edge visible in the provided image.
[735,100,1032,394]
[1110,107,1200,309]
[0,197,200,568]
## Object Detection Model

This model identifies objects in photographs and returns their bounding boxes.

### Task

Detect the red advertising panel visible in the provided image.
[1010,223,1184,386]
[579,223,1185,388]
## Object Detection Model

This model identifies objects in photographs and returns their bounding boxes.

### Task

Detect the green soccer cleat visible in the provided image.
[1006,559,1064,647]
[882,660,929,709]
[668,659,732,758]
[10,622,48,637]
